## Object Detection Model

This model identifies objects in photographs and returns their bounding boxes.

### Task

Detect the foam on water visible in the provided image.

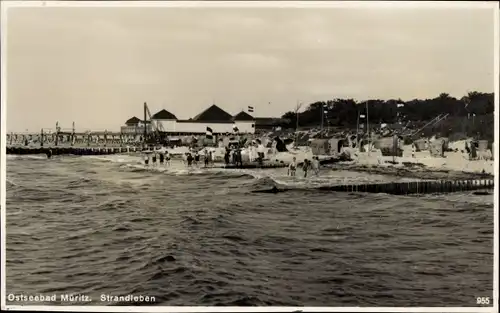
[7,154,48,160]
[88,154,423,190]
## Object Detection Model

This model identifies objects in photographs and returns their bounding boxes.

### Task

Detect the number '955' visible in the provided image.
[476,297,490,305]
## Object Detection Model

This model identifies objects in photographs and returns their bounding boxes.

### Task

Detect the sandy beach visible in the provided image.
[264,142,494,180]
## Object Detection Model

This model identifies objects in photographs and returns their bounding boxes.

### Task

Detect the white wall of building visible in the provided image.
[234,121,255,133]
[156,120,177,132]
[154,120,255,134]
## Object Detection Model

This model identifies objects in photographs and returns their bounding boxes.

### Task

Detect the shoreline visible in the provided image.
[326,162,494,181]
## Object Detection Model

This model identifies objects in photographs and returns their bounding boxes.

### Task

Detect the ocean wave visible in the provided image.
[7,154,48,160]
[5,154,494,306]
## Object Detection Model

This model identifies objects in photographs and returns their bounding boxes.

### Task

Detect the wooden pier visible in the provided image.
[6,146,140,156]
[254,179,494,195]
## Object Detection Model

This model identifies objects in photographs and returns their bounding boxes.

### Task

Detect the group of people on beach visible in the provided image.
[182,149,215,168]
[288,156,320,178]
[224,147,244,167]
[143,150,171,167]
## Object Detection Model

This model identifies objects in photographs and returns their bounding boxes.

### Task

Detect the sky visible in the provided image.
[3,3,497,132]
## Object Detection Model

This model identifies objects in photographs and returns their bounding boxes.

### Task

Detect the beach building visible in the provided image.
[122,104,260,136]
[120,117,152,135]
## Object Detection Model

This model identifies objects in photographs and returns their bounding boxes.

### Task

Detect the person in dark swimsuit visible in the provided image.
[152,153,157,167]
[165,151,171,166]
[204,151,209,167]
[46,149,53,159]
[194,152,200,166]
[159,152,165,165]
[187,153,194,167]
[224,149,230,165]
[237,149,243,167]
[303,159,310,178]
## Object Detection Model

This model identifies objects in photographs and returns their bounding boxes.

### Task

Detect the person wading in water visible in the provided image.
[224,148,230,166]
[186,153,194,168]
[288,157,297,176]
[165,151,171,167]
[204,149,210,168]
[152,152,157,168]
[159,151,165,166]
[194,151,200,167]
[311,156,320,176]
[302,159,310,178]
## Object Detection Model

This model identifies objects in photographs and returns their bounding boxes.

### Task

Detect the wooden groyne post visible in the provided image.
[317,179,494,195]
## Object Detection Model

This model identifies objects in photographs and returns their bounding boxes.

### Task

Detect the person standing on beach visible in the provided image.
[411,143,416,158]
[311,156,320,176]
[152,152,157,168]
[224,148,230,165]
[159,151,165,166]
[209,150,215,166]
[204,151,210,168]
[194,151,200,167]
[187,153,194,167]
[144,154,150,167]
[288,157,297,177]
[236,148,243,168]
[165,151,171,167]
[302,159,310,178]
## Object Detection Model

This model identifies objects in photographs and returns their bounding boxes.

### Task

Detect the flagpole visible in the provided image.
[295,101,303,148]
[356,108,360,140]
[320,103,324,133]
[366,101,370,156]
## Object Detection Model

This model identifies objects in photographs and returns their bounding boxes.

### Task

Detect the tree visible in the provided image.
[279,91,494,140]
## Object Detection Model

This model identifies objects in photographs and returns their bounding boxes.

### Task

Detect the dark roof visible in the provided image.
[152,109,177,120]
[125,116,141,124]
[192,104,233,122]
[233,111,254,121]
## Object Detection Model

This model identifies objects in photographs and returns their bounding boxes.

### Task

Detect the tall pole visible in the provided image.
[366,101,370,156]
[55,121,59,146]
[143,102,147,147]
[71,121,75,146]
[295,101,303,148]
[356,108,360,139]
[320,103,324,133]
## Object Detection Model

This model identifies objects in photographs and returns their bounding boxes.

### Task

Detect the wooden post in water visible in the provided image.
[71,122,75,147]
[55,122,59,146]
